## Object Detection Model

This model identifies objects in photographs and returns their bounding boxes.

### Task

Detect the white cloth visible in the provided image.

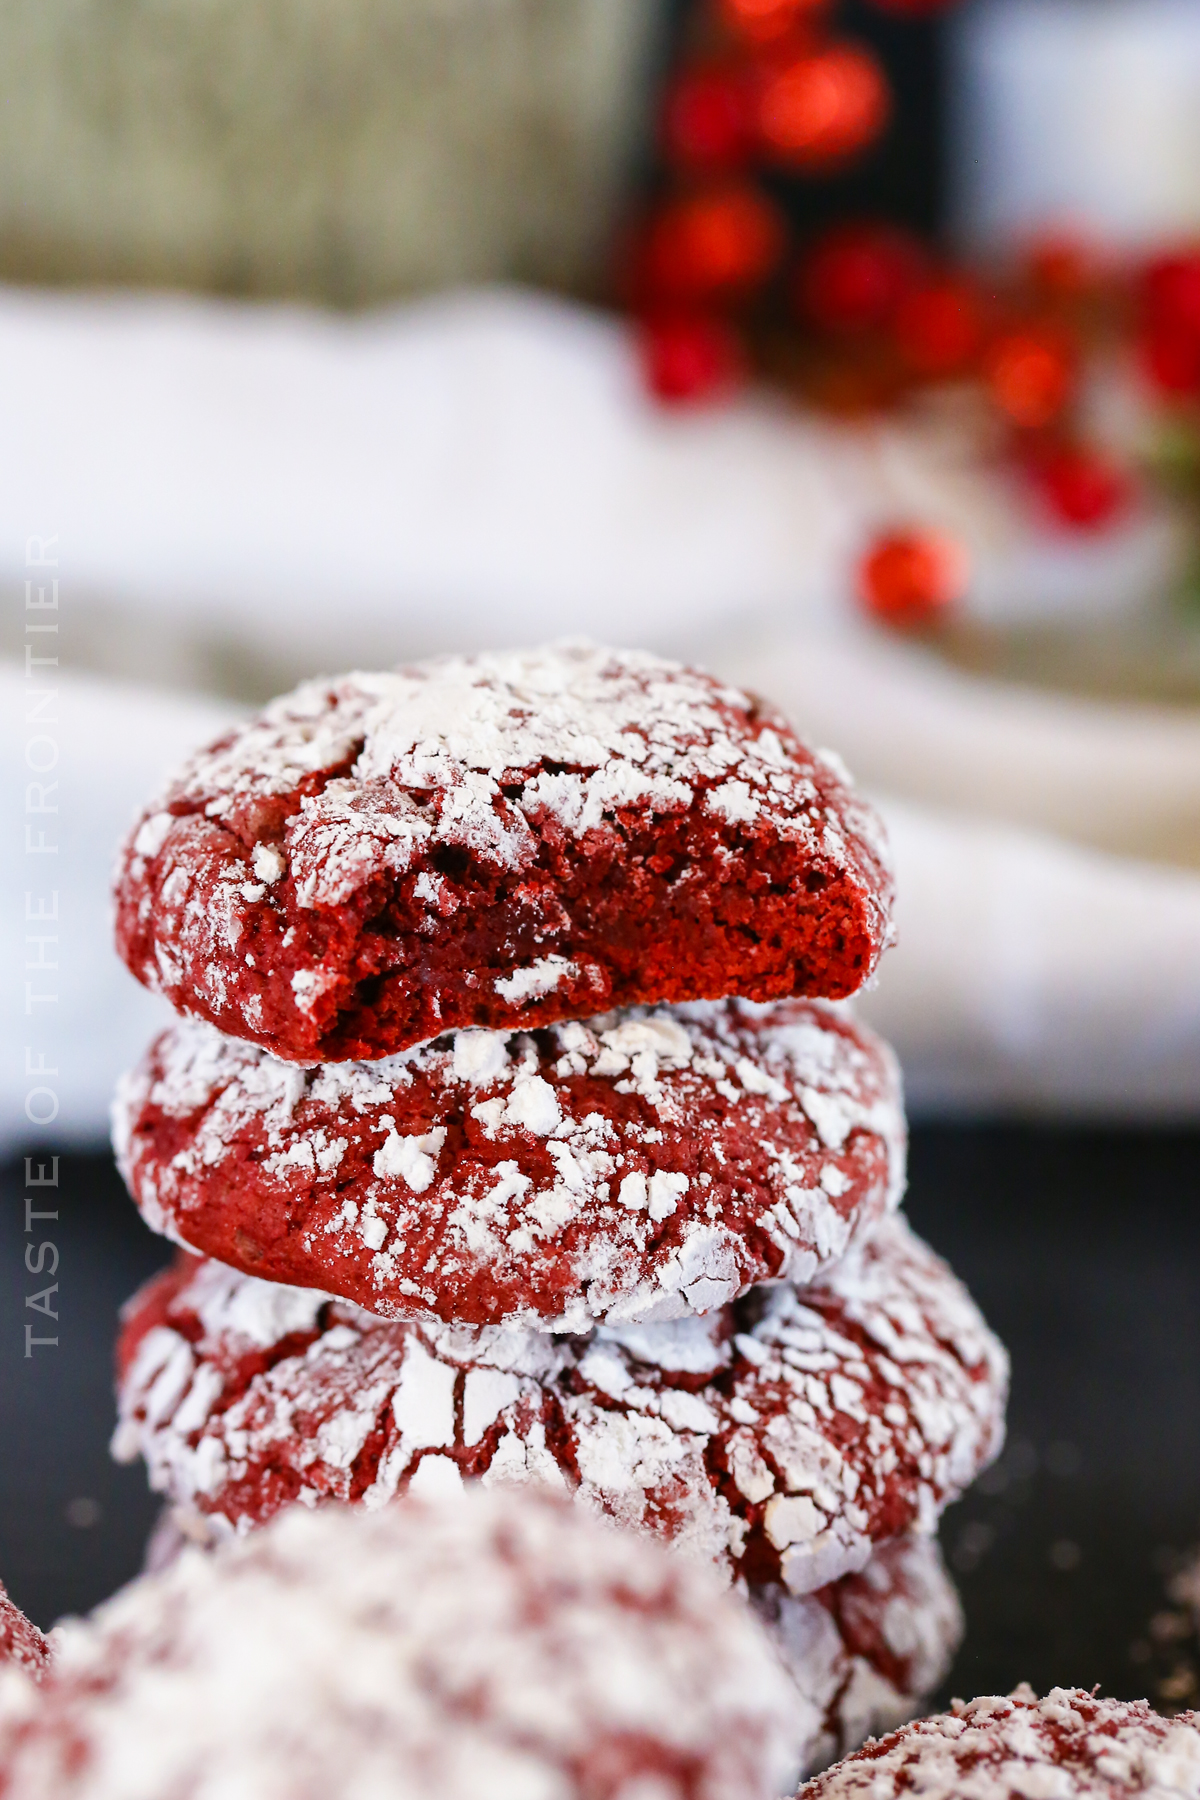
[711,620,1200,870]
[3,661,1199,1153]
[859,801,1200,1117]
[1,663,235,1154]
[2,283,1199,1135]
[3,280,1197,872]
[0,281,1182,663]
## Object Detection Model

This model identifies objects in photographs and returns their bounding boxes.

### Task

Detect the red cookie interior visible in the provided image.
[113,645,894,1062]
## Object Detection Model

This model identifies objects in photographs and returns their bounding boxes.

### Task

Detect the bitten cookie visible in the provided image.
[113,645,894,1062]
[795,1687,1200,1800]
[112,999,905,1330]
[0,1489,797,1800]
[0,1584,48,1681]
[113,1214,1006,1594]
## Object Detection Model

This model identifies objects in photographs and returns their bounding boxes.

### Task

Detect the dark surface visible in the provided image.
[908,1126,1200,1712]
[2,1128,1200,1716]
[1,1151,171,1629]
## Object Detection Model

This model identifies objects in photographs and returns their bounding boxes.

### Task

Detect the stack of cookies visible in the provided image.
[107,643,1008,1776]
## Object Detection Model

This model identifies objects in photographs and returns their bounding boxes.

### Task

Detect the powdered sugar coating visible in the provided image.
[796,1687,1200,1800]
[112,1214,1006,1595]
[0,1586,47,1684]
[759,1534,963,1781]
[135,1502,959,1791]
[113,645,894,1062]
[0,1488,798,1800]
[112,999,905,1330]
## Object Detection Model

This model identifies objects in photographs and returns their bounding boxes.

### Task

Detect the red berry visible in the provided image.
[1032,446,1131,530]
[894,277,984,376]
[858,529,968,628]
[756,44,891,169]
[718,0,828,44]
[795,222,923,334]
[1140,325,1200,397]
[985,328,1076,429]
[636,314,745,404]
[1024,231,1099,298]
[661,66,753,173]
[1142,250,1200,338]
[638,185,786,305]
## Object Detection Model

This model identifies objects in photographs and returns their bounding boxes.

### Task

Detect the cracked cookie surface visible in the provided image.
[113,644,894,1062]
[795,1687,1200,1800]
[113,1213,1006,1596]
[113,999,904,1329]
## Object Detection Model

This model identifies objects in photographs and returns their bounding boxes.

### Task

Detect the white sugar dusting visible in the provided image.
[164,645,853,871]
[799,1687,1200,1800]
[0,1491,800,1800]
[753,1534,962,1782]
[121,649,894,1041]
[133,812,174,859]
[251,844,286,884]
[113,998,907,1331]
[493,956,578,1003]
[373,1124,447,1192]
[0,1585,48,1683]
[112,1215,1006,1603]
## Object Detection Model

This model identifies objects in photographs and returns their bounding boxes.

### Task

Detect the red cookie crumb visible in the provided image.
[795,1687,1200,1800]
[0,1489,798,1800]
[112,1214,1006,1595]
[0,1584,48,1682]
[112,645,894,1063]
[113,999,905,1330]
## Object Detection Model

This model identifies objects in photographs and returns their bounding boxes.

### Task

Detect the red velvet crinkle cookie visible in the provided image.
[795,1687,1200,1800]
[139,1510,959,1789]
[0,1584,48,1682]
[112,645,894,1063]
[112,1214,1006,1595]
[0,1490,798,1800]
[757,1533,962,1780]
[112,999,905,1330]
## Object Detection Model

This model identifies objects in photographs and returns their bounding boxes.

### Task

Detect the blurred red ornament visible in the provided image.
[1024,231,1099,299]
[1142,249,1200,339]
[795,222,923,334]
[638,185,786,304]
[636,314,745,404]
[1031,446,1131,529]
[894,277,984,376]
[718,0,827,44]
[857,528,968,628]
[661,65,753,173]
[1139,325,1200,398]
[756,44,890,168]
[985,327,1076,429]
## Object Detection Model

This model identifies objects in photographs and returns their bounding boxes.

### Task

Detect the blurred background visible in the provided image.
[2,0,1200,1719]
